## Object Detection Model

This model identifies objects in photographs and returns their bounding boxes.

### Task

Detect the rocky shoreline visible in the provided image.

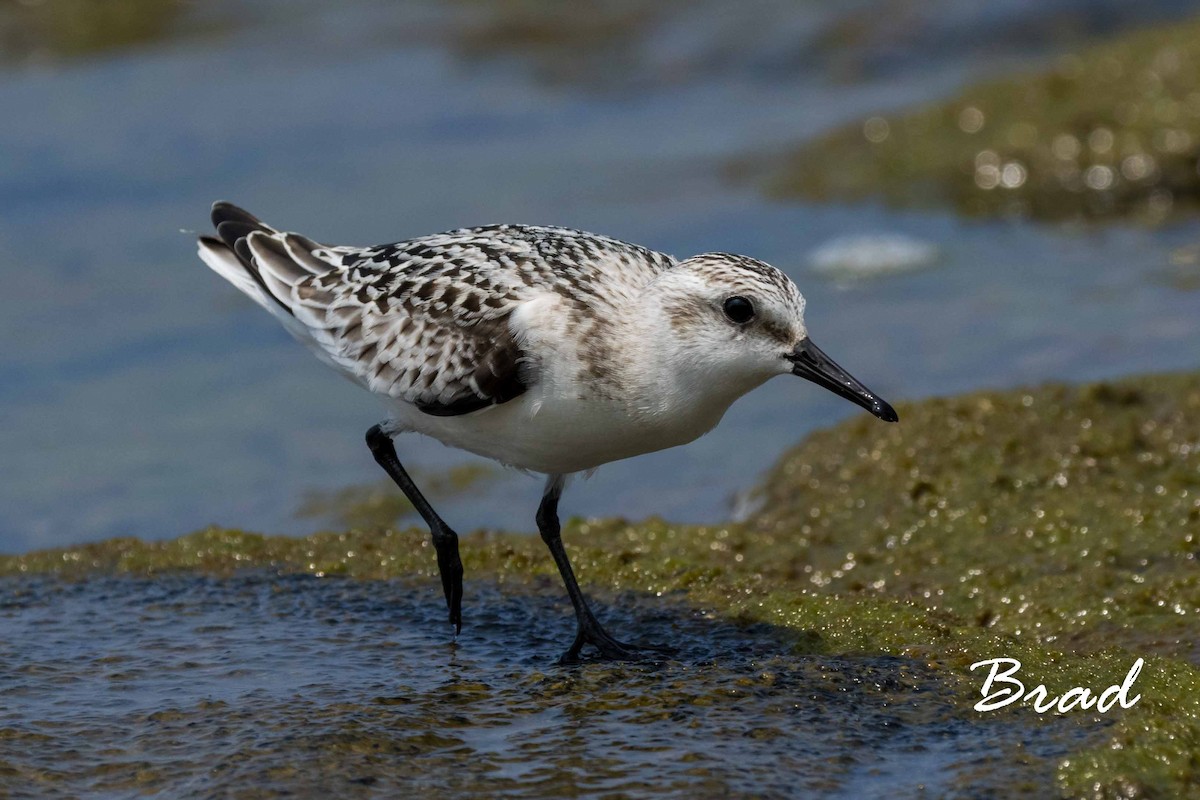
[7,371,1200,796]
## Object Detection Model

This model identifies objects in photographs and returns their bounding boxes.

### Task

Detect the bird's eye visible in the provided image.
[722,296,755,324]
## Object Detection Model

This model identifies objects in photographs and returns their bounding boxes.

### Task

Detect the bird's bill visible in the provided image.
[787,338,899,422]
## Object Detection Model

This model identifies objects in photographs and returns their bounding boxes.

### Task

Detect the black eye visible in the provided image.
[722,296,755,324]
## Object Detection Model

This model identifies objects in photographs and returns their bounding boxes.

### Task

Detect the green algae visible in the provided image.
[0,0,188,63]
[7,372,1200,796]
[750,373,1200,796]
[757,17,1200,222]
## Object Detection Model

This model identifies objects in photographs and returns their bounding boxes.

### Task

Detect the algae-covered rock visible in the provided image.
[751,372,1200,796]
[0,0,187,63]
[7,372,1200,797]
[760,17,1200,222]
[753,375,1200,656]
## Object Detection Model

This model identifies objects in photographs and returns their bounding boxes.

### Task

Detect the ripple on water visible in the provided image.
[0,571,1070,797]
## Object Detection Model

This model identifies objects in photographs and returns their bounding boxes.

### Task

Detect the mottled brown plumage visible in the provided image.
[202,203,677,415]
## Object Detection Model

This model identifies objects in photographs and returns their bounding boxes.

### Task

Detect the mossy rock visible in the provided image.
[752,376,1200,657]
[7,372,1200,796]
[760,17,1200,222]
[0,0,187,62]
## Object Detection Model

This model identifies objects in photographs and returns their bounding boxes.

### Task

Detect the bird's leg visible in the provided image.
[537,477,640,663]
[366,424,463,633]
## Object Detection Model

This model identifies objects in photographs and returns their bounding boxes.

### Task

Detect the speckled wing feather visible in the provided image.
[205,204,676,415]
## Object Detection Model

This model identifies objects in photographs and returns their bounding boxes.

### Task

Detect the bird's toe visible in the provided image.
[558,621,671,664]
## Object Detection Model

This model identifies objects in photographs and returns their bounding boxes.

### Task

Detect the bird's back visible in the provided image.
[197,204,676,417]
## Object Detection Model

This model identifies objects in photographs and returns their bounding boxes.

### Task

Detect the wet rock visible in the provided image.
[6,371,1200,796]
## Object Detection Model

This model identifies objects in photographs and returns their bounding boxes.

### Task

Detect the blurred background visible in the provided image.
[3,0,1200,553]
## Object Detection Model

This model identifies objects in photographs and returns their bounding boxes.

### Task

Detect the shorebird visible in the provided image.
[197,202,898,662]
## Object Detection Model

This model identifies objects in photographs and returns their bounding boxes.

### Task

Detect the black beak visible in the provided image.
[787,338,898,422]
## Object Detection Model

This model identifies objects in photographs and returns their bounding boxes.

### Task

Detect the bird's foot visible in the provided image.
[558,615,674,665]
[433,533,464,634]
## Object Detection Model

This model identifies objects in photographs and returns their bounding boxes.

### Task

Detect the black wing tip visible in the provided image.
[211,201,263,228]
[233,237,254,267]
[215,220,262,250]
[415,397,493,417]
[415,381,529,418]
[416,395,510,417]
[202,204,296,319]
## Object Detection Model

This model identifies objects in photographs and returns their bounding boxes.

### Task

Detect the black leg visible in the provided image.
[366,424,463,633]
[537,477,644,663]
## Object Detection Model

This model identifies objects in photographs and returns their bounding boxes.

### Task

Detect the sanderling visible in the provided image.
[197,202,898,663]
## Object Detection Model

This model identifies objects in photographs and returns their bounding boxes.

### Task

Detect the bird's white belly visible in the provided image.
[388,387,733,475]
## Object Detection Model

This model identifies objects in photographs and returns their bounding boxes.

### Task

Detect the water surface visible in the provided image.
[0,570,1077,797]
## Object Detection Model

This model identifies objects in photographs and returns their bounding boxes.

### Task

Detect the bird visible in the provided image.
[196,202,898,663]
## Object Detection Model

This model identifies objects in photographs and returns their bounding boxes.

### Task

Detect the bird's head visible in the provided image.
[651,253,898,422]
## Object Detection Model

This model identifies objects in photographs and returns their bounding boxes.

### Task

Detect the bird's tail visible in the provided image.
[197,202,291,316]
[197,201,339,322]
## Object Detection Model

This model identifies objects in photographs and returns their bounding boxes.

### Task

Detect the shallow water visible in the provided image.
[3,0,1200,551]
[0,570,1079,797]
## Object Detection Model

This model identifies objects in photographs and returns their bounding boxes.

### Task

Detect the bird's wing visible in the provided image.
[205,204,543,415]
[203,204,677,415]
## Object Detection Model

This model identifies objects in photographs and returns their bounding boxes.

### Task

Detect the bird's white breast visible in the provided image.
[389,377,735,474]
